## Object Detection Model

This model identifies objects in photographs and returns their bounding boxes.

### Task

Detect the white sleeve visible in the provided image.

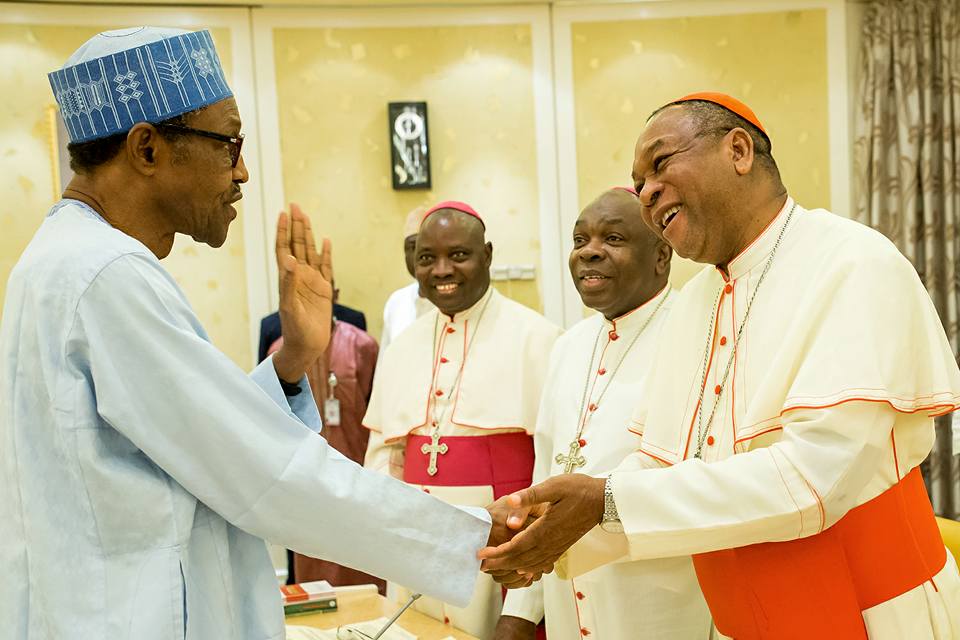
[558,450,658,579]
[612,401,897,560]
[77,255,490,607]
[248,354,321,431]
[363,425,405,480]
[498,372,559,624]
[500,582,544,624]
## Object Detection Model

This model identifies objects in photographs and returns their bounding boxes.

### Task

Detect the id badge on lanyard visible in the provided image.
[324,371,341,427]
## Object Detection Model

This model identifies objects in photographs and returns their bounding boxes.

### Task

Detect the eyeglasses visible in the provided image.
[155,123,244,168]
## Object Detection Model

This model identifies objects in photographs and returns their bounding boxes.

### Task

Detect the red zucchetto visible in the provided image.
[422,200,485,228]
[669,91,767,136]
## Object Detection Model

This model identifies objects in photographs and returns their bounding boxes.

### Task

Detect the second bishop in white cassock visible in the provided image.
[501,284,712,639]
[364,201,561,639]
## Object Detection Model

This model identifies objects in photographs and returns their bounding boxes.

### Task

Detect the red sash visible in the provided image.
[403,432,534,499]
[693,467,946,639]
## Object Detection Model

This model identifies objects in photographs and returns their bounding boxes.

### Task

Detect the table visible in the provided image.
[285,587,478,640]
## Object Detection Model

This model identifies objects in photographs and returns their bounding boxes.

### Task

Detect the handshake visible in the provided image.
[478,473,608,588]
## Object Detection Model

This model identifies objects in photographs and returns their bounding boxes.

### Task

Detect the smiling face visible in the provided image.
[632,105,754,267]
[569,189,671,319]
[156,97,248,248]
[414,210,492,316]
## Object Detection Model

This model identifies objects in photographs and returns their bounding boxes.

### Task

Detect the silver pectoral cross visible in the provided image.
[421,432,448,476]
[555,440,586,474]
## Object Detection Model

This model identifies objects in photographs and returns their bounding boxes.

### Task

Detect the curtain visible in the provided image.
[853,0,960,518]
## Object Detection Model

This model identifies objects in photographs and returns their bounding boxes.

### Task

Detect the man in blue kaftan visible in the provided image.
[0,27,496,640]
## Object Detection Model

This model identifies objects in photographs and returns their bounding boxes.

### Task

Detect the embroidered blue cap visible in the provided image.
[48,27,233,144]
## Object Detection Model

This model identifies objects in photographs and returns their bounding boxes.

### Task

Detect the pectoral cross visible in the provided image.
[555,440,586,474]
[421,432,448,476]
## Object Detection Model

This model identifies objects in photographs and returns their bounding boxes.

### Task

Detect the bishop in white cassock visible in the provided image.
[496,188,711,640]
[1,29,492,640]
[480,93,960,639]
[364,201,561,639]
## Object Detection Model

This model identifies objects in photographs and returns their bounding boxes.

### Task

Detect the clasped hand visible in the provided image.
[481,474,606,587]
[272,203,334,383]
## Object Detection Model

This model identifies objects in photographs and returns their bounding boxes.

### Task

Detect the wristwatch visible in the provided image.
[600,475,623,533]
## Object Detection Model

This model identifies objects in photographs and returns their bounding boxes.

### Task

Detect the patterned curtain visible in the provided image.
[853,0,960,518]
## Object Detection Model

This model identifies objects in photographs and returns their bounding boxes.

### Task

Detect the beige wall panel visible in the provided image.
[272,23,542,342]
[569,9,830,289]
[0,23,251,367]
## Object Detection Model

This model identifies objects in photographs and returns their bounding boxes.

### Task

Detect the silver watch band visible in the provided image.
[602,474,619,523]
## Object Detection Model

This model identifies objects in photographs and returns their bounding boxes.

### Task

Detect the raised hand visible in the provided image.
[479,474,606,581]
[273,203,334,383]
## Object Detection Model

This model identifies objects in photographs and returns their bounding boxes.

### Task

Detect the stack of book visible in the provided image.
[281,580,338,616]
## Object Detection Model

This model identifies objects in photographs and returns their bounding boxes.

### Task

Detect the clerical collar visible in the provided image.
[602,283,671,335]
[441,286,494,324]
[722,196,796,282]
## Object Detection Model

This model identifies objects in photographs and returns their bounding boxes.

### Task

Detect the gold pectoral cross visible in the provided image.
[421,432,448,476]
[555,440,586,474]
